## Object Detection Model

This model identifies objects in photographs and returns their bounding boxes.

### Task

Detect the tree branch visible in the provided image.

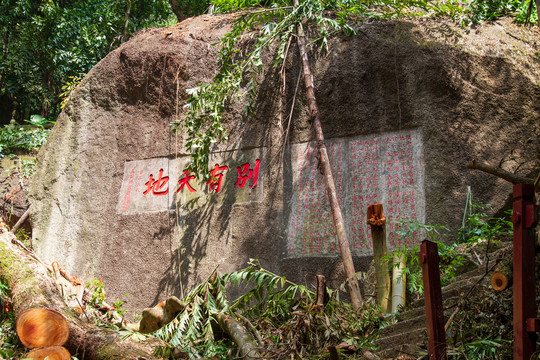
[466,160,534,185]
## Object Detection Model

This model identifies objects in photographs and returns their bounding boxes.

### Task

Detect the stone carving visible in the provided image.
[287,129,425,257]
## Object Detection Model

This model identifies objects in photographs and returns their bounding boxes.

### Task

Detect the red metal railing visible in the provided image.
[512,183,538,360]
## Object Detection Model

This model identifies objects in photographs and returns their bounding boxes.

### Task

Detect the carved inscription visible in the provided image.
[287,129,425,257]
[116,149,264,214]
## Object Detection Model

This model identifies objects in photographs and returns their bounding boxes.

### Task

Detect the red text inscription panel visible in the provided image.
[116,149,264,214]
[287,129,425,257]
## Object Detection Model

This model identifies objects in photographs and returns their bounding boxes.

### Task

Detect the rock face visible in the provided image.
[28,14,539,313]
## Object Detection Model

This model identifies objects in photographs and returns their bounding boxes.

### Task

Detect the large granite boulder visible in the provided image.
[29,14,539,313]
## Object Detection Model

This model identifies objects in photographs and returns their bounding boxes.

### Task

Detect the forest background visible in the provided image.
[0,0,538,150]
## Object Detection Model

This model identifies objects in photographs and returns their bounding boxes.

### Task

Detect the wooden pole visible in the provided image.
[420,240,447,360]
[512,184,538,360]
[367,204,390,314]
[293,1,362,310]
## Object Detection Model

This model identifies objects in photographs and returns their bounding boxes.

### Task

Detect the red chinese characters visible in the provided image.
[234,159,260,189]
[143,168,169,196]
[177,170,196,193]
[206,164,229,193]
[140,159,261,197]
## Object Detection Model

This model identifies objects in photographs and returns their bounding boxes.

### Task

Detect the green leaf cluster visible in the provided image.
[0,309,22,360]
[86,278,107,308]
[0,0,175,123]
[0,121,50,157]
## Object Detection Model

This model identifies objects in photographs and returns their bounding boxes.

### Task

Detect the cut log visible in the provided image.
[0,231,163,359]
[491,271,510,291]
[25,345,71,360]
[16,308,69,348]
[138,296,185,334]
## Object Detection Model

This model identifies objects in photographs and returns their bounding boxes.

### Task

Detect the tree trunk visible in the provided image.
[168,0,187,22]
[121,0,132,43]
[0,231,163,360]
[367,204,390,314]
[294,8,363,310]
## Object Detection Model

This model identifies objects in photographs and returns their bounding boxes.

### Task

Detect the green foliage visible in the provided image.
[153,260,385,358]
[152,269,230,358]
[59,74,83,109]
[14,228,32,249]
[0,0,175,122]
[466,0,521,23]
[0,121,50,157]
[86,278,107,307]
[459,198,512,245]
[0,279,24,359]
[6,157,38,181]
[0,310,21,359]
[113,300,127,317]
[387,221,456,297]
[429,0,538,24]
[514,0,538,24]
[385,195,513,300]
[0,280,7,300]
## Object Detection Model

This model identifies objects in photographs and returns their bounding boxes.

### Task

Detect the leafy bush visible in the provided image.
[386,221,462,296]
[458,200,512,245]
[0,121,50,157]
[467,0,522,22]
[387,198,512,299]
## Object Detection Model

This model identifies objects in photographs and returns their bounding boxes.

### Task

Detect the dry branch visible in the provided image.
[12,206,30,232]
[466,160,534,185]
[0,231,163,360]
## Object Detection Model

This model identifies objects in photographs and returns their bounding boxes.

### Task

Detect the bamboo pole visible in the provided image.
[390,253,406,313]
[367,204,391,313]
[293,3,363,310]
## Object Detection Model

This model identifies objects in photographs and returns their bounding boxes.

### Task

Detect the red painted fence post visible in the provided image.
[512,184,538,360]
[420,240,447,360]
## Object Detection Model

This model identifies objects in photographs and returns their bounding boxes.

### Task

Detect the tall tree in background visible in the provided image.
[168,0,211,22]
[0,0,174,124]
